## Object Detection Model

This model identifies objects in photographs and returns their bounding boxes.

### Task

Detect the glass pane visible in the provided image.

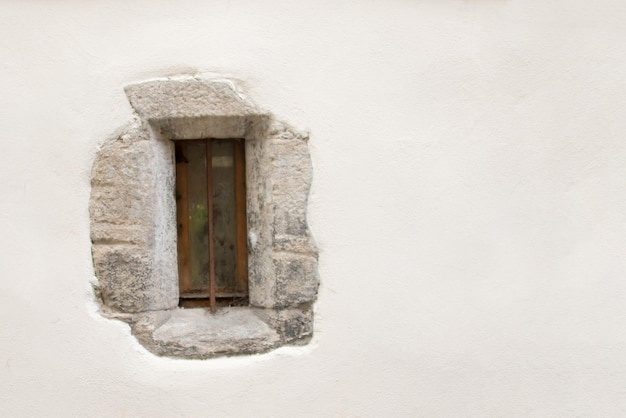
[211,140,237,294]
[186,141,209,291]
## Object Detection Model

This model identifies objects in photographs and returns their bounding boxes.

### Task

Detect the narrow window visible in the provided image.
[175,138,248,311]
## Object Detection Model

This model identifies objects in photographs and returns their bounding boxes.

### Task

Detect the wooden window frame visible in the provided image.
[175,138,248,312]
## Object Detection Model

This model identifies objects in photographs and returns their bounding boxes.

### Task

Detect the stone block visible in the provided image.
[269,134,312,238]
[90,138,154,227]
[93,245,151,312]
[272,253,319,307]
[92,245,178,313]
[253,307,314,344]
[125,78,270,140]
[125,78,262,119]
[90,185,153,228]
[132,308,280,359]
[91,127,151,185]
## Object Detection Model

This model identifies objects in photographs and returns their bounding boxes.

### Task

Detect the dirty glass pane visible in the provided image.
[211,140,237,294]
[186,141,209,291]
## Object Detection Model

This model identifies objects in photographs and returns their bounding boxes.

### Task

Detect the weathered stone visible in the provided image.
[253,307,314,344]
[125,78,260,119]
[246,133,277,308]
[270,133,313,237]
[272,253,319,307]
[90,223,152,246]
[150,136,179,307]
[92,245,176,313]
[90,135,154,228]
[273,234,317,254]
[247,253,276,308]
[130,309,172,335]
[152,115,267,140]
[249,250,320,309]
[90,122,178,313]
[247,121,318,309]
[132,308,280,359]
[125,78,270,140]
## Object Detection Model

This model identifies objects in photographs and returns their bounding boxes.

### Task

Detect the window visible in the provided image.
[175,138,248,310]
[90,76,319,359]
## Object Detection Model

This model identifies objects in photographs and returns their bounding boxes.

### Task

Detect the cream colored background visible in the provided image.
[2,1,626,416]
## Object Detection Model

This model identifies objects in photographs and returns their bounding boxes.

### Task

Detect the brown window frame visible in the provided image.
[175,138,248,312]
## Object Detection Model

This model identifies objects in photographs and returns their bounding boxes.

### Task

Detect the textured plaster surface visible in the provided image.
[5,0,626,415]
[89,77,318,358]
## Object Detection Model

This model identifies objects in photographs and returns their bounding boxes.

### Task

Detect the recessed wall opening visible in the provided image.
[91,76,319,358]
[175,138,249,311]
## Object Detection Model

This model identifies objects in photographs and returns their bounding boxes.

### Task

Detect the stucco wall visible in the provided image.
[2,0,626,416]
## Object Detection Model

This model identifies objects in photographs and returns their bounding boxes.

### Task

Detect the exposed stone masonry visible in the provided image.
[90,76,318,359]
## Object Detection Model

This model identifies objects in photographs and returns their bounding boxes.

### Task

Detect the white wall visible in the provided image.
[2,0,626,416]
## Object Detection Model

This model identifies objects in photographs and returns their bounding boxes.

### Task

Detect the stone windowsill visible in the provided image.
[109,306,312,359]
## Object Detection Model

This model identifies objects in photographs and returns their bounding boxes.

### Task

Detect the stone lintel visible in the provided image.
[125,78,270,140]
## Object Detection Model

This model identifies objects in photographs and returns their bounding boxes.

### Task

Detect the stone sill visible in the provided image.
[119,306,312,360]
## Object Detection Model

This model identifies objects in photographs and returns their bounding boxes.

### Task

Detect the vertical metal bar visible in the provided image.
[206,139,217,313]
